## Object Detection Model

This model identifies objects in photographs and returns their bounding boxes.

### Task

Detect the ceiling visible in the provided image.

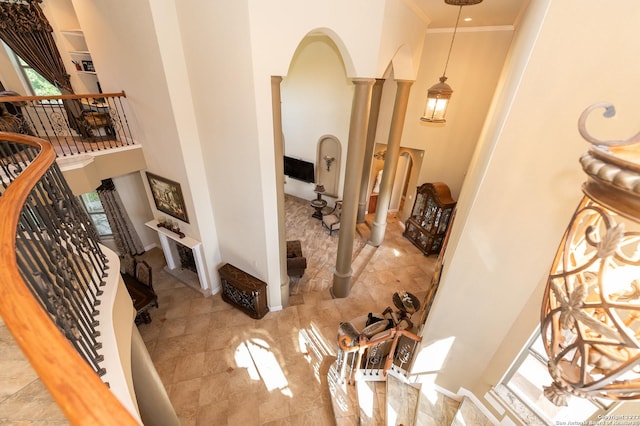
[413,0,530,29]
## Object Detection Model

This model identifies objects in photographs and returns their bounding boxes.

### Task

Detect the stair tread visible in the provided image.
[451,397,493,426]
[386,374,419,426]
[414,386,460,426]
[357,380,385,426]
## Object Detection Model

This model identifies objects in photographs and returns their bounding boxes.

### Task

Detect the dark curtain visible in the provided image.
[0,0,72,92]
[97,179,145,257]
[0,0,83,133]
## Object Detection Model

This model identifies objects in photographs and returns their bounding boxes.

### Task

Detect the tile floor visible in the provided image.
[137,197,437,425]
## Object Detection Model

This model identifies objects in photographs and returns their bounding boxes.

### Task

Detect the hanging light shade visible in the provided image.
[421,0,483,123]
[541,102,640,406]
[421,76,453,123]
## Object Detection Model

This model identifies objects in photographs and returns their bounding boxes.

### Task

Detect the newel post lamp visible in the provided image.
[541,102,640,406]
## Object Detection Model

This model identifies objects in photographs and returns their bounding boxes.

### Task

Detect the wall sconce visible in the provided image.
[541,102,640,405]
[323,155,335,172]
[421,0,483,124]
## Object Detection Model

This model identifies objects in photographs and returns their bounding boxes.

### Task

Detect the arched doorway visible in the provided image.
[389,152,412,212]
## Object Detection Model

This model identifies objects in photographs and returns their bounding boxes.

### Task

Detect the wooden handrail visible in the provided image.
[0,91,126,103]
[0,132,138,425]
[338,326,422,353]
[337,326,422,384]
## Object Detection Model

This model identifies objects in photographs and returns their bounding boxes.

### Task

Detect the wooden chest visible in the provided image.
[218,263,269,319]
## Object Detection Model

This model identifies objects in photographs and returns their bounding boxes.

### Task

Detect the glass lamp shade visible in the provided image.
[541,195,640,405]
[541,103,640,405]
[420,76,453,123]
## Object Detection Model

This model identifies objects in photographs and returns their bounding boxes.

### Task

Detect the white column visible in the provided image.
[369,80,413,246]
[332,78,375,298]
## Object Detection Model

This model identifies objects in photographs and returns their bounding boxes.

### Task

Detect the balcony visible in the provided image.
[0,92,146,193]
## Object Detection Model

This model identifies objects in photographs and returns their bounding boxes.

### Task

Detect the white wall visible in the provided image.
[400,28,514,201]
[0,0,524,318]
[281,36,353,201]
[420,0,640,404]
[72,0,222,294]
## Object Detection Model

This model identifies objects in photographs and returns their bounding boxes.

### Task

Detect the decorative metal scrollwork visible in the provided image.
[578,102,640,147]
[367,343,383,366]
[397,343,412,364]
[49,111,70,136]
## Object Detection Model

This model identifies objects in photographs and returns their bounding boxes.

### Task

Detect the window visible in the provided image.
[14,55,62,97]
[1,41,63,98]
[499,330,616,424]
[79,191,112,238]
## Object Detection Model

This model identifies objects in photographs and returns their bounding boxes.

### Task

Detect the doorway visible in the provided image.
[389,152,412,212]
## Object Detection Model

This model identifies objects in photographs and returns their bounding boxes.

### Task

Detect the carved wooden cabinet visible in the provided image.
[403,182,456,256]
[219,263,269,319]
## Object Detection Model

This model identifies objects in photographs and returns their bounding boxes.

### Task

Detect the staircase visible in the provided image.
[328,367,497,425]
[323,217,497,425]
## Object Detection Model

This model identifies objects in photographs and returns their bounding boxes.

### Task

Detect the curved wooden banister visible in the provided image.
[0,132,138,425]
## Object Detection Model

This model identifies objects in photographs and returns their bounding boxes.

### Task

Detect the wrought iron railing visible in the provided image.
[0,92,135,156]
[0,132,137,424]
[336,325,422,385]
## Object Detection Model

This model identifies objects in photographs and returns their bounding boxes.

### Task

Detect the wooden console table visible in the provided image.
[218,263,269,319]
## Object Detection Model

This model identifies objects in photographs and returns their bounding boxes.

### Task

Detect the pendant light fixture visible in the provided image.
[421,0,483,123]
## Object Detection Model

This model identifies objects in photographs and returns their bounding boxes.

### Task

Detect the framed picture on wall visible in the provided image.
[146,172,189,223]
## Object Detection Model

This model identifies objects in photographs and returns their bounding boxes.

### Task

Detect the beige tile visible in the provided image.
[165,299,193,320]
[152,354,179,385]
[199,372,230,406]
[184,312,212,335]
[227,366,263,401]
[170,377,202,419]
[153,332,207,364]
[228,395,260,426]
[126,204,437,426]
[190,297,214,315]
[158,316,188,340]
[174,352,206,382]
[205,324,247,352]
[288,405,335,426]
[0,360,39,401]
[259,392,291,423]
[203,348,235,376]
[262,418,293,426]
[0,379,66,422]
[195,399,228,426]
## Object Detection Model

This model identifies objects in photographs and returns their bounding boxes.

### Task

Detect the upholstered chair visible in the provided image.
[322,200,342,235]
